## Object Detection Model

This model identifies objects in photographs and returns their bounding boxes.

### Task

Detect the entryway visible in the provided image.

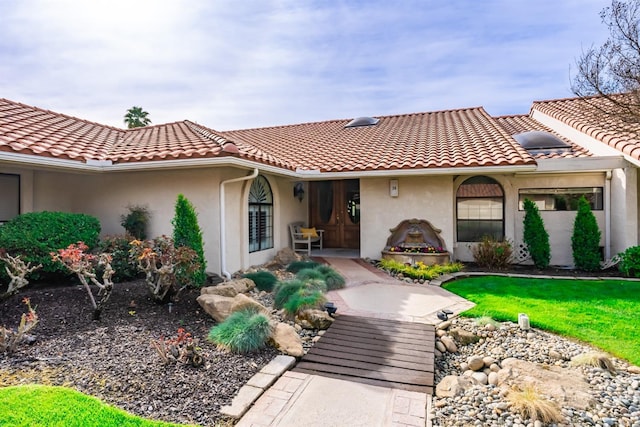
[309,179,360,250]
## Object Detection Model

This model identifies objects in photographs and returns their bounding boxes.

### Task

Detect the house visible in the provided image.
[0,96,636,276]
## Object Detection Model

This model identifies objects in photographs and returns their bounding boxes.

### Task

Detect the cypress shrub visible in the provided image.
[172,194,206,287]
[207,308,272,353]
[242,271,278,292]
[572,196,601,271]
[522,199,550,269]
[0,211,100,281]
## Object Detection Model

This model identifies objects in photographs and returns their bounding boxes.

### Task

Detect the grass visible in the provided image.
[506,384,563,423]
[444,276,640,366]
[208,308,273,353]
[0,384,195,427]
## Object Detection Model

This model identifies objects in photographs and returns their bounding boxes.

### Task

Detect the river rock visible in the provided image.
[471,371,488,385]
[467,355,485,371]
[449,328,480,345]
[435,341,447,353]
[440,336,458,353]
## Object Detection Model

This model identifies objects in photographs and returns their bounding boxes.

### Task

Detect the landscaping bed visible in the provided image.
[0,279,277,426]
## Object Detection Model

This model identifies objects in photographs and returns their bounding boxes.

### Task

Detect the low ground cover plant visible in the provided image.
[377,259,463,280]
[0,211,101,281]
[444,276,640,365]
[208,308,272,353]
[0,385,195,427]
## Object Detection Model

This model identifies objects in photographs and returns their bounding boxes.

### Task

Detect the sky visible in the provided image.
[0,0,612,131]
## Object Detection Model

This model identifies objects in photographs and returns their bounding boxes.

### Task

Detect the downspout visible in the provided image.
[220,168,259,280]
[605,170,612,259]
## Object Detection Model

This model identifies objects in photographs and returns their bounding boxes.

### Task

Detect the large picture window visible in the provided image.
[518,187,603,211]
[248,175,274,253]
[456,176,504,242]
[0,173,20,224]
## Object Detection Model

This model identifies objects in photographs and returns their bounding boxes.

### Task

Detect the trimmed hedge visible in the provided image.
[0,211,100,280]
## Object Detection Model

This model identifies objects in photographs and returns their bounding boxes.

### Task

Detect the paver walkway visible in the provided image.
[236,258,472,427]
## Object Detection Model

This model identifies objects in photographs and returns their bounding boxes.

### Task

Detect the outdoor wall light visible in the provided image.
[293,182,305,202]
[389,179,399,197]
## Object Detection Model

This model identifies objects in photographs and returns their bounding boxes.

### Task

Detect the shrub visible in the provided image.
[0,250,41,300]
[172,194,206,287]
[572,196,602,271]
[151,327,203,367]
[471,236,513,270]
[242,271,278,292]
[618,245,640,277]
[96,236,140,283]
[207,308,273,353]
[273,280,306,309]
[120,205,150,240]
[314,265,346,290]
[283,288,325,316]
[295,268,325,283]
[0,211,100,281]
[286,261,319,273]
[0,297,38,354]
[522,199,550,269]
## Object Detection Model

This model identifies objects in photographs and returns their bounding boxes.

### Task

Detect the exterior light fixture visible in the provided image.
[293,182,305,202]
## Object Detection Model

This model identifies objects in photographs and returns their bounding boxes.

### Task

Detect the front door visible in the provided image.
[309,180,360,249]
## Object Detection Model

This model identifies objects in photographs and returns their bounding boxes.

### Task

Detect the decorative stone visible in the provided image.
[436,329,447,337]
[230,293,270,316]
[449,328,480,345]
[482,356,496,368]
[437,320,452,330]
[228,278,256,294]
[295,309,334,330]
[196,294,234,323]
[471,371,488,385]
[200,284,238,297]
[549,349,564,360]
[467,356,485,371]
[269,323,304,357]
[627,365,640,374]
[435,375,475,398]
[488,371,499,386]
[440,336,458,353]
[435,341,447,353]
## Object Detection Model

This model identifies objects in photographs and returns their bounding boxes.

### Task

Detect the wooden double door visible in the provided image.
[309,180,360,249]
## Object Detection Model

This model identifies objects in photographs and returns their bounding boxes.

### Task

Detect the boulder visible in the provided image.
[435,375,475,398]
[200,284,238,297]
[440,336,458,353]
[228,278,256,294]
[449,328,480,345]
[497,358,594,410]
[273,248,302,266]
[295,309,334,330]
[269,322,304,357]
[230,293,270,316]
[467,356,485,371]
[197,294,234,323]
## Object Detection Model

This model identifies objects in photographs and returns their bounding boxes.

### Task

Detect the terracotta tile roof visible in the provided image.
[225,107,536,172]
[495,114,592,159]
[456,182,503,197]
[532,95,640,160]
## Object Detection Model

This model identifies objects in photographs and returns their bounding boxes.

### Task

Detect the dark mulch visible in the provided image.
[0,279,277,426]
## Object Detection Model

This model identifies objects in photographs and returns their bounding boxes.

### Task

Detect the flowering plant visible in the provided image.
[387,245,447,254]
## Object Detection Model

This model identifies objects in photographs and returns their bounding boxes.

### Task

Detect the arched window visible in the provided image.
[456,176,504,242]
[248,175,274,253]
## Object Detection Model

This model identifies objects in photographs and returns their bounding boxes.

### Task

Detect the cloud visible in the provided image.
[0,0,611,130]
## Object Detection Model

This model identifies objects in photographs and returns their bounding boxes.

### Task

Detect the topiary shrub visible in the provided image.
[283,288,325,316]
[96,235,141,283]
[273,280,306,309]
[242,271,278,292]
[172,194,206,287]
[207,308,273,353]
[286,261,319,273]
[120,205,150,240]
[314,264,346,290]
[618,246,640,277]
[471,236,513,270]
[572,196,602,271]
[522,199,550,269]
[0,211,100,281]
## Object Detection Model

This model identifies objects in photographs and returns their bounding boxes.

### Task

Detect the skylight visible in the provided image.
[513,131,571,150]
[345,117,379,128]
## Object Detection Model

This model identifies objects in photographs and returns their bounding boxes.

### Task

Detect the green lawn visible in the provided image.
[444,276,640,366]
[0,385,198,427]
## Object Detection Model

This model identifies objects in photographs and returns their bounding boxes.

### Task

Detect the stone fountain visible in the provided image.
[381,218,450,265]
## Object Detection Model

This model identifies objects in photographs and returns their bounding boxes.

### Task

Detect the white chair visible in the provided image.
[289,221,324,255]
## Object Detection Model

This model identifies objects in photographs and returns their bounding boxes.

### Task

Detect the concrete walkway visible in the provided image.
[235,258,473,427]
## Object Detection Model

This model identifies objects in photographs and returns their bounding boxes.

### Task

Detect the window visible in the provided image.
[0,173,20,224]
[518,187,603,211]
[248,175,274,253]
[456,176,504,242]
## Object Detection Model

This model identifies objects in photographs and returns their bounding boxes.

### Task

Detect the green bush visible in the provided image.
[96,235,141,283]
[0,211,100,281]
[242,271,278,292]
[618,246,640,277]
[377,258,464,280]
[273,280,306,309]
[283,288,325,316]
[303,278,328,293]
[172,194,206,287]
[295,268,325,282]
[522,199,550,269]
[120,205,150,240]
[207,308,272,353]
[572,196,602,271]
[314,265,346,290]
[471,236,513,270]
[286,261,319,273]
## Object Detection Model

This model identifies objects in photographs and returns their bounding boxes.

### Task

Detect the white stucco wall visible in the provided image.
[359,176,454,260]
[610,167,638,255]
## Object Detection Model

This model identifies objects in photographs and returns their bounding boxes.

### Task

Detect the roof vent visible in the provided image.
[513,131,571,150]
[345,116,379,128]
